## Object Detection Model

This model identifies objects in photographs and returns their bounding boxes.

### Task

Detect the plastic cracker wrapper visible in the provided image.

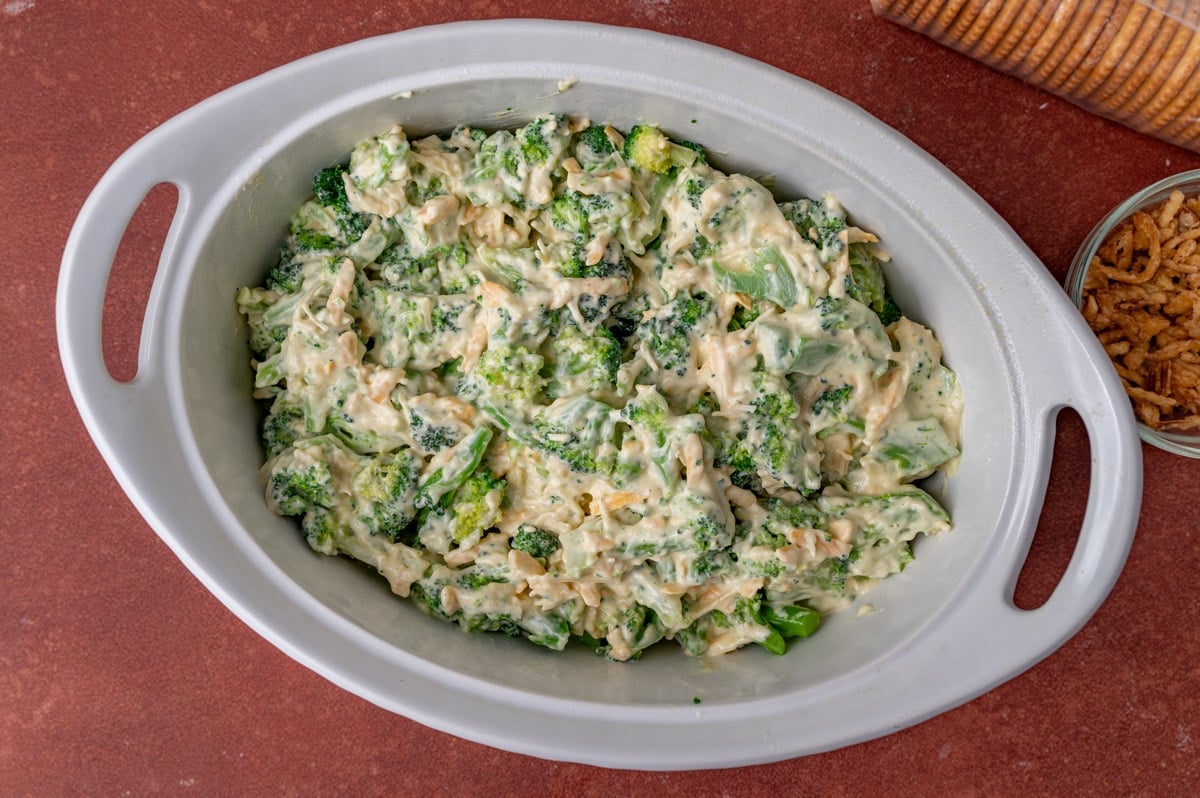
[871,1,1200,154]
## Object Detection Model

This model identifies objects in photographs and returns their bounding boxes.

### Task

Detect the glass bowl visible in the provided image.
[1065,169,1200,458]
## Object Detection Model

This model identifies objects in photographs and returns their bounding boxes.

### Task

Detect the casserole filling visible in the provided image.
[237,116,963,661]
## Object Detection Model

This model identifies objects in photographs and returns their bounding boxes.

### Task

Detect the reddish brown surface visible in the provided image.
[4,1,1199,795]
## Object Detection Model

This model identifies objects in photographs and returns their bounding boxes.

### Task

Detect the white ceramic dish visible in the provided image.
[57,20,1142,770]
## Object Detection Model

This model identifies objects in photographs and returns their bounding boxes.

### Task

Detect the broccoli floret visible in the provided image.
[686,512,732,552]
[261,401,307,459]
[558,245,632,280]
[684,176,710,209]
[238,286,291,360]
[291,222,339,252]
[620,386,706,491]
[808,548,860,593]
[845,242,886,313]
[377,243,441,294]
[529,397,620,473]
[267,250,304,294]
[550,191,590,239]
[312,164,370,242]
[715,375,820,495]
[470,344,546,404]
[812,384,853,418]
[409,412,459,454]
[750,496,826,550]
[779,196,846,255]
[548,324,622,396]
[690,550,732,580]
[300,506,344,552]
[878,293,903,327]
[519,114,566,166]
[622,124,700,174]
[750,383,819,492]
[268,459,335,517]
[353,448,421,541]
[511,525,562,560]
[578,124,616,158]
[416,425,493,510]
[673,138,708,165]
[445,468,506,544]
[410,581,521,636]
[639,291,714,376]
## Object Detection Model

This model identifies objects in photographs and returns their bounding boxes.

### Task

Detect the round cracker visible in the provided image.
[1055,0,1130,95]
[1089,2,1173,109]
[872,0,921,17]
[969,0,1033,61]
[1161,104,1200,151]
[989,0,1060,71]
[1043,0,1119,92]
[915,0,972,37]
[1056,0,1137,94]
[1076,0,1151,99]
[1108,3,1192,120]
[1135,6,1200,130]
[1148,59,1200,140]
[1029,0,1098,84]
[892,0,932,23]
[1012,0,1080,80]
[1158,51,1200,140]
[953,0,1010,51]
[979,0,1046,67]
[941,0,994,44]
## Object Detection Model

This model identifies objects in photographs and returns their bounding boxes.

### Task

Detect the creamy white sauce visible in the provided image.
[238,116,963,661]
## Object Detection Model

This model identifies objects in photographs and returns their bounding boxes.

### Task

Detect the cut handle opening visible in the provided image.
[100,182,181,383]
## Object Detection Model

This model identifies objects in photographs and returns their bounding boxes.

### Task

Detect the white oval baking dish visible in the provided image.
[57,20,1142,770]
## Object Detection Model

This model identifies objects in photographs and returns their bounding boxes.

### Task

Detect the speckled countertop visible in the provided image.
[4,1,1199,794]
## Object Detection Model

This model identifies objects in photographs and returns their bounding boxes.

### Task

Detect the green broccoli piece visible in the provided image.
[352,448,421,541]
[812,384,853,418]
[709,244,798,309]
[409,412,459,454]
[622,124,700,174]
[445,468,506,544]
[550,191,591,239]
[548,323,622,396]
[878,293,903,326]
[511,525,562,561]
[638,291,714,376]
[268,459,335,517]
[715,375,820,494]
[620,386,706,491]
[779,196,847,255]
[261,401,307,459]
[469,343,546,404]
[845,242,885,311]
[690,550,732,580]
[266,250,304,294]
[578,124,616,158]
[312,163,370,242]
[685,512,732,553]
[530,397,620,473]
[762,604,821,639]
[482,395,619,475]
[377,242,441,294]
[752,496,827,549]
[519,114,568,166]
[416,425,493,510]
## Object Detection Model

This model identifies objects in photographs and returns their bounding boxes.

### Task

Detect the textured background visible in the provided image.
[4,1,1199,795]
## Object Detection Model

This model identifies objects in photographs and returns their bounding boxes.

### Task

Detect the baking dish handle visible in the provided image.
[56,129,195,463]
[948,332,1142,670]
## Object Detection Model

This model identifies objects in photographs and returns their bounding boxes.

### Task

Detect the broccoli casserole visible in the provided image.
[236,115,963,661]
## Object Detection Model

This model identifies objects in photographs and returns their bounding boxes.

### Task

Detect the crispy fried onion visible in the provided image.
[1081,189,1200,431]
